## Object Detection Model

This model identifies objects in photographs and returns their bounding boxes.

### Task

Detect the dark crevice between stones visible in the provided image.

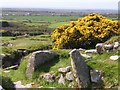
[0,76,15,90]
[2,49,29,69]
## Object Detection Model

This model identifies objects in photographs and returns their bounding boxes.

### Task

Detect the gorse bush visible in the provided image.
[51,13,120,49]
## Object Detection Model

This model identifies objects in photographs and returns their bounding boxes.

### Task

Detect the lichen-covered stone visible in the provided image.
[70,49,91,88]
[41,73,55,82]
[65,72,74,81]
[58,74,65,85]
[26,50,57,79]
[58,66,71,73]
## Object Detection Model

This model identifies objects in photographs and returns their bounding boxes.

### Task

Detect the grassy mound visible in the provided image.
[52,13,120,49]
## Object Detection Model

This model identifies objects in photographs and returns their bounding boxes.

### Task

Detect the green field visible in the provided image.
[3,15,80,23]
[1,15,81,36]
[1,35,52,54]
[49,22,69,28]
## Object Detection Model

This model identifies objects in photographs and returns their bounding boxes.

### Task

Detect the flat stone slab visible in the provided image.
[110,55,120,61]
[26,50,57,79]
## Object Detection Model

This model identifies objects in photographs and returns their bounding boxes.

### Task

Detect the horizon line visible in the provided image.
[1,7,118,10]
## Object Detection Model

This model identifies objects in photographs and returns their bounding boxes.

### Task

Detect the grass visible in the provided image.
[87,51,118,87]
[1,35,53,54]
[1,35,119,88]
[1,36,119,88]
[33,49,71,76]
[4,15,79,23]
[1,15,80,36]
[49,22,69,28]
[10,38,51,50]
[1,47,119,88]
[105,35,120,44]
[25,23,48,27]
[1,54,30,86]
[0,46,15,54]
[31,49,71,88]
[1,49,72,88]
[0,36,14,41]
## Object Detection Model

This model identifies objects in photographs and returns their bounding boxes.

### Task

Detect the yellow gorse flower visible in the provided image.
[51,13,120,49]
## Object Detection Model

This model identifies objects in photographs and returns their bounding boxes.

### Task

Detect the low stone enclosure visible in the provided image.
[25,49,105,88]
[1,41,119,88]
[1,41,119,69]
[25,40,120,88]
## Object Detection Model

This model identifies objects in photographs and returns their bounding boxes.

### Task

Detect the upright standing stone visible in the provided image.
[70,49,91,88]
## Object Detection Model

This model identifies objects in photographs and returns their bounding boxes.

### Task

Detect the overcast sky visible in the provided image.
[0,0,119,10]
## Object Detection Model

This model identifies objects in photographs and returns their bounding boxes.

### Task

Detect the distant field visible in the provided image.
[1,15,81,35]
[49,22,69,28]
[0,36,14,41]
[3,15,80,23]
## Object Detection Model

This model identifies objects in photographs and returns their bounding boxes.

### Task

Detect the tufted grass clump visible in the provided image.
[52,13,120,49]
